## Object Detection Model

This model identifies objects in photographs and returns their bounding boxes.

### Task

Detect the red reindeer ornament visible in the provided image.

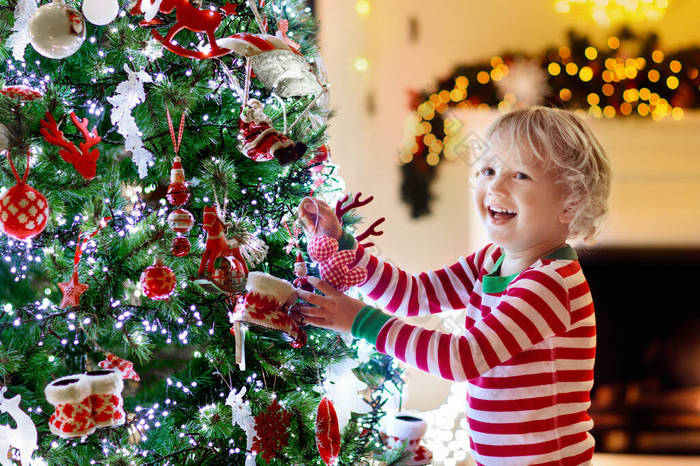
[40,112,101,180]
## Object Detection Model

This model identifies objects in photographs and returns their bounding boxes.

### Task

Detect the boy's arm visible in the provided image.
[352,267,578,381]
[342,231,498,318]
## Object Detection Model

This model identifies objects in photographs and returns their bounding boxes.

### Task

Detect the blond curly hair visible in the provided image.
[484,106,612,244]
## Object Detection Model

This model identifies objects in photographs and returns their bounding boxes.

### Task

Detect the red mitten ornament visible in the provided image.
[307,235,367,292]
[139,257,176,300]
[316,397,341,466]
[0,151,49,241]
[238,99,306,165]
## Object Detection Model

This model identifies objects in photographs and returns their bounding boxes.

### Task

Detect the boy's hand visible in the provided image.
[294,276,365,333]
[296,197,343,240]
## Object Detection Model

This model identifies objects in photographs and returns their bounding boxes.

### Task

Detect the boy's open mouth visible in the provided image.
[488,206,517,221]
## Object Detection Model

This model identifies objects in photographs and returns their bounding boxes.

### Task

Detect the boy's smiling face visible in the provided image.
[473,135,573,253]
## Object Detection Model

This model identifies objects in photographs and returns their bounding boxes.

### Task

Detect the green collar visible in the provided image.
[482,244,577,294]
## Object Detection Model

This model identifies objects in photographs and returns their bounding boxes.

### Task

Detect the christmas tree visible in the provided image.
[0,0,405,464]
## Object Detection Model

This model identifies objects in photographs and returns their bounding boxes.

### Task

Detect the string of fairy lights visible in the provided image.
[399,31,700,170]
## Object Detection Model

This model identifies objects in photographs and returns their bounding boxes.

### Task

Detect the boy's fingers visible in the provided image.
[295,305,325,318]
[307,276,337,295]
[296,288,330,307]
[301,314,328,328]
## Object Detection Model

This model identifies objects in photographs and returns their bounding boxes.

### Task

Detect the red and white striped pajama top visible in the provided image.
[349,241,596,465]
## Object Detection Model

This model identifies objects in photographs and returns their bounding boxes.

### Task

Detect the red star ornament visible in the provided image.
[222,1,237,16]
[59,270,89,308]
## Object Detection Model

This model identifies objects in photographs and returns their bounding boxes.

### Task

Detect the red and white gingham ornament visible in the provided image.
[98,353,140,381]
[307,235,367,292]
[0,151,49,241]
[167,208,194,234]
[139,257,176,300]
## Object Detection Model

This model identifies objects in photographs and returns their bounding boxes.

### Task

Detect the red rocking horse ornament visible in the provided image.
[194,206,267,294]
[139,0,238,59]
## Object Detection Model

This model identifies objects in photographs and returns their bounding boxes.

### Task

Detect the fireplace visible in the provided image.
[580,247,700,454]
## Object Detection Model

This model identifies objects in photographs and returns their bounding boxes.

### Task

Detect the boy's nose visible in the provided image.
[487,176,508,197]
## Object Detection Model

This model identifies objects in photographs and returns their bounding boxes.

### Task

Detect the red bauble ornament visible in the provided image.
[0,181,49,241]
[166,182,189,206]
[316,397,341,466]
[171,236,191,257]
[167,208,194,233]
[252,399,292,463]
[139,258,176,300]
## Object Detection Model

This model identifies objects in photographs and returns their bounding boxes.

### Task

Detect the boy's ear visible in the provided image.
[559,205,575,224]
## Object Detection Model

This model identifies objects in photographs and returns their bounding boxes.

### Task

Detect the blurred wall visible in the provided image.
[316,0,700,411]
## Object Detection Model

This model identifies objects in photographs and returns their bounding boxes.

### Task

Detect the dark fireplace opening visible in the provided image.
[580,247,700,454]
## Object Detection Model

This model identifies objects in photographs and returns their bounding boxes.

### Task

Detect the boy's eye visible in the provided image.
[479,167,495,176]
[515,172,529,180]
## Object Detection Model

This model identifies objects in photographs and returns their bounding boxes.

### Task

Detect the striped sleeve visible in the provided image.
[372,267,571,381]
[350,243,496,317]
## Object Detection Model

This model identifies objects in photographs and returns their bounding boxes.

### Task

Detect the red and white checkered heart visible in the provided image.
[326,249,355,269]
[307,235,338,263]
[343,266,368,289]
[319,262,347,290]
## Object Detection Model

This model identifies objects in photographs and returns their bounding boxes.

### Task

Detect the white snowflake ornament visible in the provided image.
[107,64,154,178]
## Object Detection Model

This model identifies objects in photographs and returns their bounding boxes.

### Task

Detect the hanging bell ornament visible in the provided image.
[166,156,190,206]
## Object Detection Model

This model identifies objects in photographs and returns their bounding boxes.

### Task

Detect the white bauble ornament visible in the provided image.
[0,123,9,153]
[28,0,86,59]
[82,0,119,26]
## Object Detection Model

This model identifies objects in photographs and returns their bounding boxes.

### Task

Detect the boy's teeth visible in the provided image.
[490,206,516,214]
